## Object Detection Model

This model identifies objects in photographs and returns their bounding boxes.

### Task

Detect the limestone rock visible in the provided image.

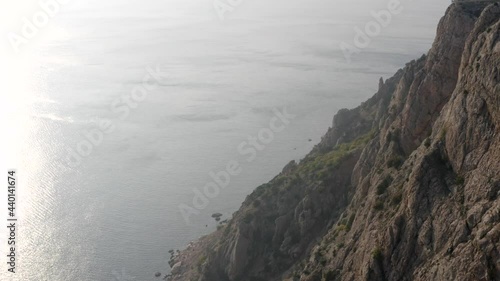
[168,2,500,281]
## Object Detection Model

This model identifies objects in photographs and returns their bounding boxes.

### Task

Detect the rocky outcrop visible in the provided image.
[168,2,500,281]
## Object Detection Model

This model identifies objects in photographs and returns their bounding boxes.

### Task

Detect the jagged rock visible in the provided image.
[170,262,182,275]
[168,2,500,281]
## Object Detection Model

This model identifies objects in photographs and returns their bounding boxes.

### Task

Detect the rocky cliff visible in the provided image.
[168,1,500,280]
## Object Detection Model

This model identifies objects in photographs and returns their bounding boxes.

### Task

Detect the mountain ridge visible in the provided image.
[168,1,500,280]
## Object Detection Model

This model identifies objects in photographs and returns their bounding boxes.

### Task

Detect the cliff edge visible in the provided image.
[168,2,500,280]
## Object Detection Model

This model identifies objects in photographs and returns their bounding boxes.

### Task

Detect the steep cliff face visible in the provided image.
[168,2,500,281]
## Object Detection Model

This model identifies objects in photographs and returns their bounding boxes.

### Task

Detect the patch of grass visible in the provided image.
[440,127,447,141]
[377,175,393,195]
[391,192,403,206]
[223,223,232,236]
[290,175,302,185]
[386,131,393,143]
[337,224,348,232]
[372,247,383,262]
[318,170,329,181]
[323,269,340,280]
[347,213,356,230]
[197,255,207,268]
[386,128,401,144]
[340,216,347,224]
[252,199,261,207]
[252,183,268,198]
[243,213,254,224]
[273,176,286,186]
[373,200,384,211]
[424,138,431,148]
[455,176,465,186]
[387,156,404,169]
[299,131,375,178]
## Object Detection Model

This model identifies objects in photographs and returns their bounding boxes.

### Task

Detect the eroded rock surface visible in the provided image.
[168,2,500,281]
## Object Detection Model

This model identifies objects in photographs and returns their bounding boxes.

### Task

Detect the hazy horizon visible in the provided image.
[0,0,449,280]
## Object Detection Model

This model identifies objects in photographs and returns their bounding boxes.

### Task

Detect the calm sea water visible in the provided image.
[0,0,447,280]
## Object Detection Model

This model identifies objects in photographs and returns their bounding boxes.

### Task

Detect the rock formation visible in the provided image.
[168,1,500,280]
